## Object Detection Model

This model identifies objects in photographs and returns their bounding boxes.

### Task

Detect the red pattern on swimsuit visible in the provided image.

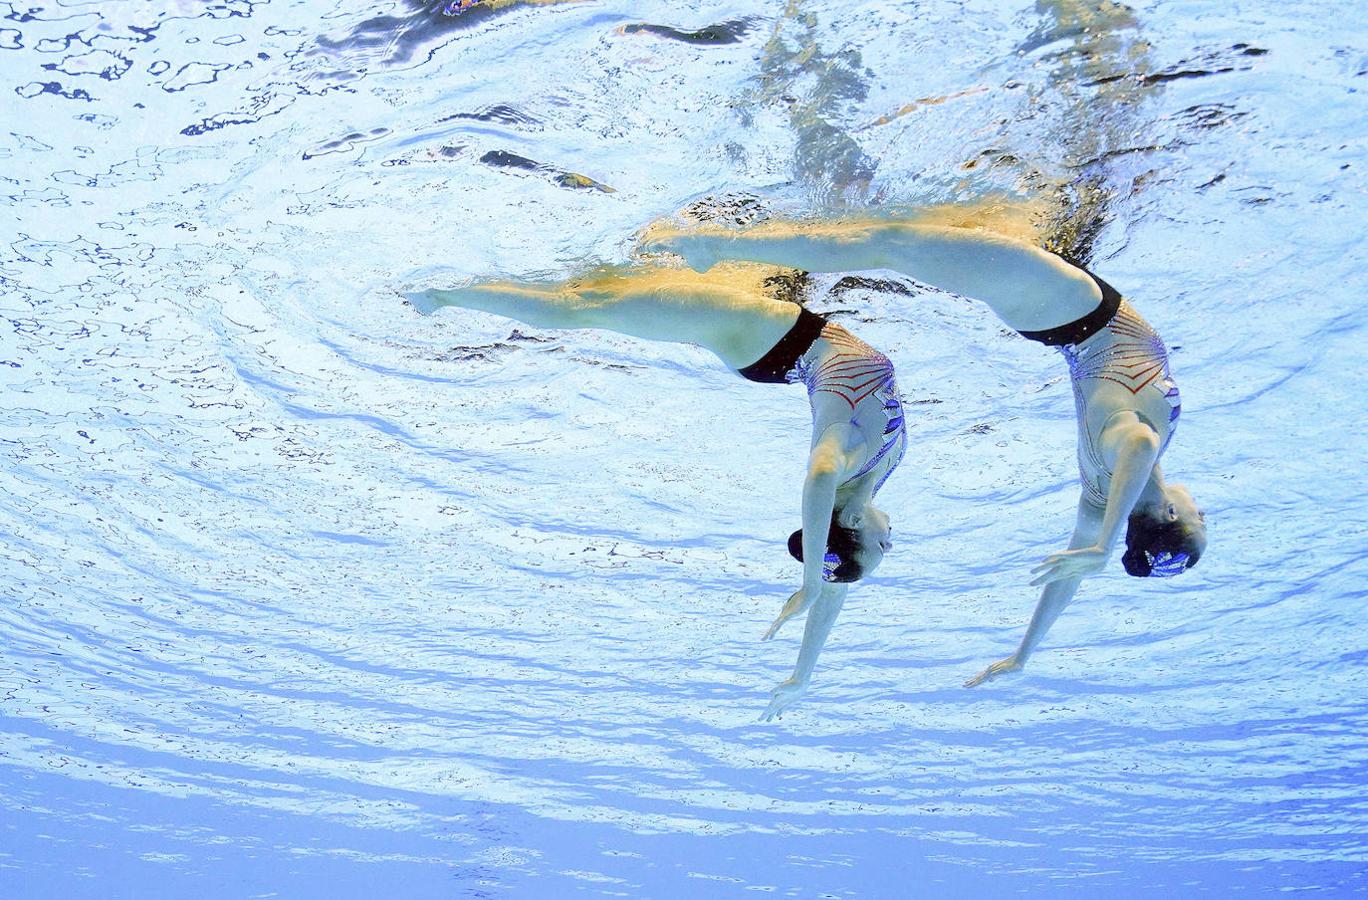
[1064,303,1170,395]
[809,324,896,409]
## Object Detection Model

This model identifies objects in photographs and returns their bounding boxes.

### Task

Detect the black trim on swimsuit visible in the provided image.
[1018,261,1123,347]
[737,307,827,383]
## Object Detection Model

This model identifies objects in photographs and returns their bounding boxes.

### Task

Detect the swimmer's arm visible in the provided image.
[641,219,1098,311]
[762,429,852,639]
[798,431,850,598]
[761,583,849,721]
[965,497,1105,687]
[1031,416,1160,586]
[1015,498,1107,666]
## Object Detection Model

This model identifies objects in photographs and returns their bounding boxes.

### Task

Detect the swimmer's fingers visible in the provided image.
[759,679,807,721]
[1028,560,1065,587]
[761,606,798,641]
[964,655,1022,688]
[1029,550,1074,576]
[1029,546,1106,586]
[761,589,809,641]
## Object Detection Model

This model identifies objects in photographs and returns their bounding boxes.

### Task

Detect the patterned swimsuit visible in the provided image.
[788,322,907,498]
[1061,300,1181,506]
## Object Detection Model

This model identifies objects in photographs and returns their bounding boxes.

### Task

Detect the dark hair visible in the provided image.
[1122,512,1203,578]
[787,511,866,583]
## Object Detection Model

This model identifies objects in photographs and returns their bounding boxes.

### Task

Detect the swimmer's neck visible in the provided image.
[1130,468,1168,516]
[834,485,875,523]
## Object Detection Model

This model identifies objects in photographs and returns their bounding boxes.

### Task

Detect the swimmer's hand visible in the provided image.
[1030,545,1107,586]
[761,588,812,641]
[760,677,808,721]
[964,654,1023,688]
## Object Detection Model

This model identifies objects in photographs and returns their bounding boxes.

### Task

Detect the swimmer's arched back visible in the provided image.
[406,259,906,719]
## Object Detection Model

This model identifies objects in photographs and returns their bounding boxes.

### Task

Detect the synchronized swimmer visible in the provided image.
[642,214,1207,687]
[407,209,1207,717]
[405,262,904,719]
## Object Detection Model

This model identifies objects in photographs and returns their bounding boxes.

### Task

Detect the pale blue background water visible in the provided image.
[2,1,1366,897]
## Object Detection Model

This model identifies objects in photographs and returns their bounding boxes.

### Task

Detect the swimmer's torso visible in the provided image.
[1064,301,1181,506]
[792,322,907,498]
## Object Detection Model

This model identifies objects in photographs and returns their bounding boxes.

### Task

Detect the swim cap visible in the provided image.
[1123,512,1202,578]
[787,521,864,584]
[1144,550,1191,578]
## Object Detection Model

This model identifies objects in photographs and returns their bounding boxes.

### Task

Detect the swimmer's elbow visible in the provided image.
[1118,425,1161,461]
[805,447,843,482]
[807,460,840,483]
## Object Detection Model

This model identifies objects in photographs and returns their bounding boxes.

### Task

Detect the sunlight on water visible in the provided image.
[1,0,1366,896]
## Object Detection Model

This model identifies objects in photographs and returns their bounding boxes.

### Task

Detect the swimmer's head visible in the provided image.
[788,506,891,583]
[1122,485,1206,578]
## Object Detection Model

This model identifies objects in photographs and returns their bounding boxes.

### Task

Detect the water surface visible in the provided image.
[2,0,1366,896]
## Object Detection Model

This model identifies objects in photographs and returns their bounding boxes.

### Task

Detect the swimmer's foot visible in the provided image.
[759,678,807,721]
[633,219,681,256]
[964,655,1023,688]
[634,220,720,272]
[761,612,791,641]
[400,289,442,316]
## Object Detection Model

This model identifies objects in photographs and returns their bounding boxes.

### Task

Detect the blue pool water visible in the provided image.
[2,1,1366,897]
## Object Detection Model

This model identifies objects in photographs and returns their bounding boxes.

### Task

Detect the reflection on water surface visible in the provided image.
[1,1,1365,897]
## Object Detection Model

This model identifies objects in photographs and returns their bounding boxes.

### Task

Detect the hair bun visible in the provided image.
[787,522,864,583]
[1122,545,1152,577]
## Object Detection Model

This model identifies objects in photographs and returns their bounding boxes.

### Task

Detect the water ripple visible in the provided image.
[2,0,1366,897]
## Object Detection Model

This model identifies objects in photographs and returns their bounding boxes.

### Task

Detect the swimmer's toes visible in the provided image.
[401,289,440,316]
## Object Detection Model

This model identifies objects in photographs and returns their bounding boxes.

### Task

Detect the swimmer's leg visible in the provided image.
[404,281,589,330]
[641,218,1100,327]
[406,267,771,366]
[404,274,676,335]
[405,263,679,327]
[761,583,848,721]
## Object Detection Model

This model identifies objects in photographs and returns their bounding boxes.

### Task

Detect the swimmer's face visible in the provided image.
[1165,483,1208,557]
[851,506,892,575]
